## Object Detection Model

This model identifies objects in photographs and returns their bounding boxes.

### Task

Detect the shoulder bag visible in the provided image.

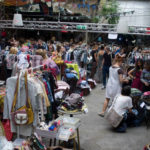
[11,71,34,125]
[105,95,124,128]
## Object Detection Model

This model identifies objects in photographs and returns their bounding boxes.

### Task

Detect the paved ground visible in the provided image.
[77,84,150,150]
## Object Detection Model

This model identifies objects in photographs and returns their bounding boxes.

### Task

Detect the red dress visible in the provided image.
[131,71,143,91]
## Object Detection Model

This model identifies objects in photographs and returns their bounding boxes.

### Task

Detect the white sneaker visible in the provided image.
[101,86,106,90]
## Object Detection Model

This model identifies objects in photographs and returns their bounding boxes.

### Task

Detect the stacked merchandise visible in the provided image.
[36,116,80,142]
[130,88,142,107]
[58,93,87,113]
[142,91,150,104]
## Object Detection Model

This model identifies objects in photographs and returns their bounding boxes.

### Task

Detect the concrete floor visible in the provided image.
[77,84,150,150]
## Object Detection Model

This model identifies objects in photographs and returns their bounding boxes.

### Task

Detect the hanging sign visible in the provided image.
[108,33,118,39]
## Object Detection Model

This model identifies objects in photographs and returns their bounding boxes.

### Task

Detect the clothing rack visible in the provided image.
[15,64,49,140]
[27,64,47,72]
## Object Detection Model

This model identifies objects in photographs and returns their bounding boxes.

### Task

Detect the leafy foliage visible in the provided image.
[100,0,120,24]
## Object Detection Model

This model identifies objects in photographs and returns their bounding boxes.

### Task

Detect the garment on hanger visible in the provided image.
[6,54,17,70]
[43,58,60,76]
[3,72,48,136]
[31,55,43,68]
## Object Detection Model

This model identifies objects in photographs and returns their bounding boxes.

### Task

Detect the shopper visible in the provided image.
[131,46,139,64]
[99,54,128,117]
[141,59,150,92]
[128,59,143,91]
[101,46,112,89]
[95,45,105,83]
[90,44,98,79]
[108,86,136,132]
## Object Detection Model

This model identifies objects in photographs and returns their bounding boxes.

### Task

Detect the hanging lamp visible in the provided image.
[12,0,23,26]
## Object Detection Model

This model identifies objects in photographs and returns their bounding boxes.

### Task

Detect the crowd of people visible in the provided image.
[96,45,150,132]
[0,36,150,134]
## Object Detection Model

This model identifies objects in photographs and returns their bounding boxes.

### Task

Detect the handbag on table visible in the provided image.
[105,95,124,128]
[11,71,34,125]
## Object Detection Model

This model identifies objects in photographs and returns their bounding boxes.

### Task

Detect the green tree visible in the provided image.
[100,0,119,24]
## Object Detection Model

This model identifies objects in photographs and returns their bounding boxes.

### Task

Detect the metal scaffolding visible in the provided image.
[128,25,150,35]
[0,1,5,20]
[0,20,117,33]
[1,20,150,35]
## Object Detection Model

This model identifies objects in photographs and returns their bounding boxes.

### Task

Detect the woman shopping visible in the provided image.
[95,45,105,83]
[98,54,128,117]
[128,59,143,91]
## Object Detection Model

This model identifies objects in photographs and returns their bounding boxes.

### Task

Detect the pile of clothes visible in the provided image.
[142,91,150,104]
[59,93,84,111]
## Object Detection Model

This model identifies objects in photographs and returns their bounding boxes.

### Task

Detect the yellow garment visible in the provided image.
[81,104,88,112]
[0,121,5,136]
[28,76,50,107]
[0,96,4,107]
[39,81,51,107]
[66,63,79,78]
[61,106,78,113]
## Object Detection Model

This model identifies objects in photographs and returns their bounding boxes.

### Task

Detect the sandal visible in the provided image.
[98,113,105,117]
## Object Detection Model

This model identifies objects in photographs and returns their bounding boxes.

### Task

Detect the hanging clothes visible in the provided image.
[3,73,41,136]
[43,58,60,76]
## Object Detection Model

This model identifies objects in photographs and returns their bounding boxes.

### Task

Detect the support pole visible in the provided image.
[85,31,88,44]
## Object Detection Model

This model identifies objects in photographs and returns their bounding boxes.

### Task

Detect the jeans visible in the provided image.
[115,109,145,132]
[102,66,110,87]
[115,120,127,132]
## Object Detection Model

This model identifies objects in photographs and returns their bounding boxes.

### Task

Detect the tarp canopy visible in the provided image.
[4,0,66,6]
[4,0,30,6]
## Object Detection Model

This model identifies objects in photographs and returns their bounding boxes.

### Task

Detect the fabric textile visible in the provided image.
[109,95,133,116]
[141,69,150,84]
[131,71,143,91]
[3,75,40,136]
[6,54,17,70]
[106,67,122,100]
[103,53,112,67]
[102,66,110,87]
[66,63,79,78]
[31,55,43,68]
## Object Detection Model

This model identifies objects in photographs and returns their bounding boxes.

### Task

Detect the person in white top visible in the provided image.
[111,89,133,117]
[109,86,133,132]
[99,55,129,117]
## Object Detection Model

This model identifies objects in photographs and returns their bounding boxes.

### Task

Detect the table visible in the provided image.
[57,110,84,150]
[36,116,81,150]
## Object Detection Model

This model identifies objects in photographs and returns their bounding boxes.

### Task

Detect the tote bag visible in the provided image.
[105,95,123,128]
